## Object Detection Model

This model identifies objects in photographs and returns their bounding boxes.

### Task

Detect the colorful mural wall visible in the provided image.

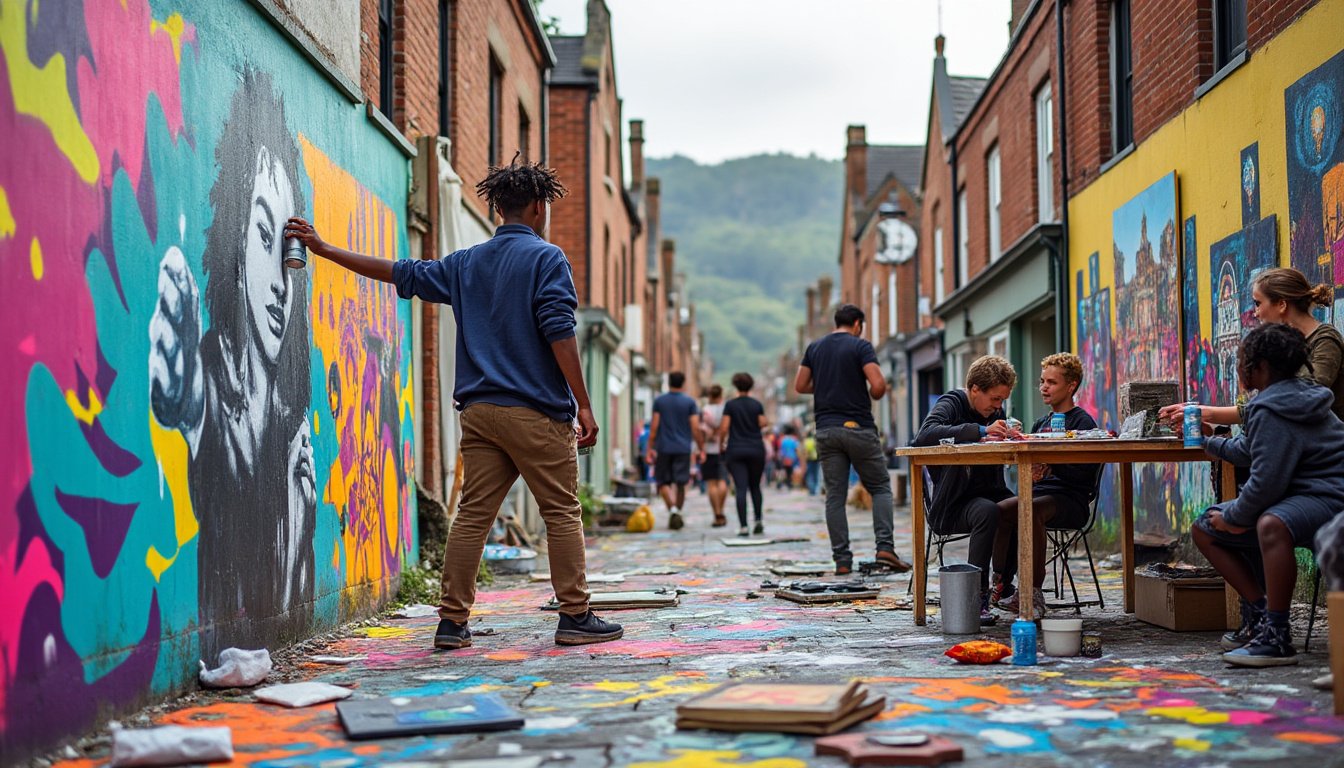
[0,0,415,758]
[1067,0,1344,539]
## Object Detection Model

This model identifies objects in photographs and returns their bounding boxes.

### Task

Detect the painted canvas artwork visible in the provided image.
[1285,49,1344,325]
[1208,218,1279,402]
[1075,254,1118,536]
[1182,216,1216,403]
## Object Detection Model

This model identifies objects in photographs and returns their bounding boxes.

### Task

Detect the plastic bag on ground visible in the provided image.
[199,647,271,688]
[109,725,233,766]
[255,681,354,708]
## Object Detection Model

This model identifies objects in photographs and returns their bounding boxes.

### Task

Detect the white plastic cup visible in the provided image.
[1039,618,1083,656]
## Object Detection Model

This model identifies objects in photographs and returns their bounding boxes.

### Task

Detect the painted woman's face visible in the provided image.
[244,147,296,364]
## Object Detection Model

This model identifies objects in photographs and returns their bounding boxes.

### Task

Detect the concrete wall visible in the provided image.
[1066,0,1344,541]
[0,0,416,758]
[275,0,361,84]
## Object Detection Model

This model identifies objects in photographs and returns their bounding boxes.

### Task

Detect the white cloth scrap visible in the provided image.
[198,648,271,688]
[254,682,354,708]
[109,725,233,767]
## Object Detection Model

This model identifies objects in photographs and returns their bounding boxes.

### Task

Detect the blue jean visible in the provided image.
[817,425,894,565]
[805,460,821,495]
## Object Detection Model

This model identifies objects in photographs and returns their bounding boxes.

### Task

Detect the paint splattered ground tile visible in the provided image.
[47,487,1340,767]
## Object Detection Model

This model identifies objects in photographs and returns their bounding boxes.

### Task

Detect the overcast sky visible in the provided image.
[542,0,1014,163]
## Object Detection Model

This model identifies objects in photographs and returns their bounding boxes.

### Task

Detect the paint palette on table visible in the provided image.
[815,732,964,765]
[676,681,885,735]
[336,693,524,739]
[542,588,679,610]
[774,581,881,604]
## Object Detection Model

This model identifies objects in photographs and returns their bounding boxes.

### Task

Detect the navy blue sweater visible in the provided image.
[392,224,578,422]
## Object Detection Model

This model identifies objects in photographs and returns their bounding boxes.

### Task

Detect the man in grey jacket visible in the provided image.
[1195,323,1344,667]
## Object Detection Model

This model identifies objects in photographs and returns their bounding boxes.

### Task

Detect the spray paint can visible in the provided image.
[1050,411,1066,435]
[1011,619,1038,665]
[283,237,307,269]
[1183,403,1203,448]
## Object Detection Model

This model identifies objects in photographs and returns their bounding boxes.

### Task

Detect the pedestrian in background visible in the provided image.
[803,427,821,496]
[646,371,705,530]
[795,304,912,576]
[701,384,729,527]
[777,426,800,490]
[718,372,769,536]
[284,158,623,648]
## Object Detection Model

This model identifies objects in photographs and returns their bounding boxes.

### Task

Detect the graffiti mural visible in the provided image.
[1285,48,1344,322]
[0,0,414,759]
[1183,216,1216,403]
[1111,173,1184,533]
[1075,253,1118,537]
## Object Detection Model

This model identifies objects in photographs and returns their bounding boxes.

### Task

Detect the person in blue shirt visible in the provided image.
[283,158,622,650]
[777,427,801,490]
[645,372,706,530]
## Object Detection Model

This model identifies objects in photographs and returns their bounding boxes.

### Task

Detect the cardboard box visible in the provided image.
[1135,572,1228,631]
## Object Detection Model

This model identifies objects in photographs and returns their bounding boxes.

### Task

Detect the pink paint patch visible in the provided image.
[18,335,36,355]
[1155,697,1198,707]
[714,620,787,632]
[545,639,763,659]
[1227,711,1275,726]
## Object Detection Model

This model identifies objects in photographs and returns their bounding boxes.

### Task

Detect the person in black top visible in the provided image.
[795,304,913,575]
[990,353,1100,615]
[718,372,769,535]
[912,354,1023,625]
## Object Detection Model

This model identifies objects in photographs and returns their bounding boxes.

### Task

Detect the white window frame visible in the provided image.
[1035,83,1055,222]
[871,282,880,344]
[887,270,897,337]
[956,191,970,287]
[987,146,1002,261]
[933,226,946,305]
[988,328,1010,359]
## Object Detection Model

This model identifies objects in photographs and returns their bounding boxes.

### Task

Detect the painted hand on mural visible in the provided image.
[282,415,316,611]
[149,246,206,447]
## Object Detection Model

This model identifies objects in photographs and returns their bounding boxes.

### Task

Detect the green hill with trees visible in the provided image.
[647,153,842,379]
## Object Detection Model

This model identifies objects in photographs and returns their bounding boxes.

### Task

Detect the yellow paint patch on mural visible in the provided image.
[64,386,103,425]
[628,751,807,768]
[577,675,718,709]
[29,236,43,280]
[149,13,187,64]
[355,626,412,639]
[145,415,199,580]
[0,185,14,239]
[1145,706,1229,725]
[0,0,99,183]
[1172,738,1211,752]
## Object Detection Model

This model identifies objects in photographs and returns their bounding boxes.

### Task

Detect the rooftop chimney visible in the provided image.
[629,119,645,191]
[845,125,867,201]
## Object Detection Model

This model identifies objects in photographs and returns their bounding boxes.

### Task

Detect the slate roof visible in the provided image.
[866,145,924,198]
[947,76,988,131]
[550,36,593,85]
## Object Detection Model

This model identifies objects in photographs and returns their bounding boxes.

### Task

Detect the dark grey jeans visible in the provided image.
[816,426,894,565]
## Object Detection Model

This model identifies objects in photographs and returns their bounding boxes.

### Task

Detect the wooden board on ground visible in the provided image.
[815,732,965,765]
[530,572,625,584]
[774,581,881,604]
[769,562,834,576]
[336,693,523,740]
[676,694,885,735]
[678,681,863,723]
[542,589,678,610]
[721,537,809,547]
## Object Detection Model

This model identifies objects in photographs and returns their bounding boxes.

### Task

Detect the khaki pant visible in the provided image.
[439,404,590,622]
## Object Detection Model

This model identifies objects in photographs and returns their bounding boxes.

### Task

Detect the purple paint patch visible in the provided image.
[81,418,143,477]
[96,342,118,400]
[55,488,138,578]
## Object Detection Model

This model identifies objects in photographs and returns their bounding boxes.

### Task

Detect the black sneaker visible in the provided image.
[434,618,472,649]
[835,562,853,576]
[1220,604,1265,650]
[555,610,624,646]
[1223,623,1297,667]
[668,511,685,530]
[979,596,999,627]
[989,575,1016,608]
[753,521,765,535]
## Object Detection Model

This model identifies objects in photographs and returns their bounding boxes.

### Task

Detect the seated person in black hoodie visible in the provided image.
[991,353,1100,615]
[1195,323,1344,667]
[913,355,1022,625]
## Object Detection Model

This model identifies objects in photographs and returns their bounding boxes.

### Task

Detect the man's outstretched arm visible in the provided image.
[286,217,394,284]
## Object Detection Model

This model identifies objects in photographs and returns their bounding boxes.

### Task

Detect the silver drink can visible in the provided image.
[283,237,307,269]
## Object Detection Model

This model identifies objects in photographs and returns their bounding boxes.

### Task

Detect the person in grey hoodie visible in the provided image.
[1195,323,1344,667]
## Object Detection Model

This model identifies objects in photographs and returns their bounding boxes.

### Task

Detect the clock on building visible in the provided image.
[876,217,917,264]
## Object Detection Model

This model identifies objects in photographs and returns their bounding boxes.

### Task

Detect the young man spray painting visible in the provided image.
[284,159,623,649]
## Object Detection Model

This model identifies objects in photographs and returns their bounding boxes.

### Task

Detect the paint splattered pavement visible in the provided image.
[49,485,1342,767]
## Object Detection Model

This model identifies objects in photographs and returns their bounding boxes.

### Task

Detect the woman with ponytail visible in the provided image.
[1163,267,1344,426]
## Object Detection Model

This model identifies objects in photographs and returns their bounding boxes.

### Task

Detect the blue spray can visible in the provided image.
[1050,411,1066,435]
[1183,403,1203,448]
[1011,619,1038,665]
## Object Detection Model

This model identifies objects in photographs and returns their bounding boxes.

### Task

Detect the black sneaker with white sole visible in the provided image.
[434,618,472,649]
[555,610,624,645]
[1223,623,1297,667]
[1220,606,1264,650]
[753,521,765,535]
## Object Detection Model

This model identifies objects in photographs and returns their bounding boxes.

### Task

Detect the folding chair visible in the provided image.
[908,466,973,595]
[1043,464,1107,614]
[1304,549,1323,653]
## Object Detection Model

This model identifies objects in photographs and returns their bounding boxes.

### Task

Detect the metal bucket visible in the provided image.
[938,563,982,635]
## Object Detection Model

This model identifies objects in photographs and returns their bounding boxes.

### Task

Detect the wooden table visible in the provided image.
[896,439,1235,624]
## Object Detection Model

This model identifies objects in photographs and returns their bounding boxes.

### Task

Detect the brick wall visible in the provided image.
[393,0,440,139]
[548,85,591,300]
[919,109,953,322]
[1067,0,1317,190]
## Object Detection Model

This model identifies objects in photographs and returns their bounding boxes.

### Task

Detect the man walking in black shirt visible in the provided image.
[795,305,913,575]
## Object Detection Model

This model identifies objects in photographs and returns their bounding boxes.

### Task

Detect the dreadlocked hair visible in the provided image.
[1239,322,1307,382]
[475,152,567,215]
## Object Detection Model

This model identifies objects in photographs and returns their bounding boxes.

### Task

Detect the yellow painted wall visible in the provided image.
[1068,0,1344,348]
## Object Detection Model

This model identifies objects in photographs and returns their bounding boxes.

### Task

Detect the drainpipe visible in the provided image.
[1055,0,1072,348]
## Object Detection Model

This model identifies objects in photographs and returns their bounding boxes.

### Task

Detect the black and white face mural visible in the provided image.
[148,67,314,653]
